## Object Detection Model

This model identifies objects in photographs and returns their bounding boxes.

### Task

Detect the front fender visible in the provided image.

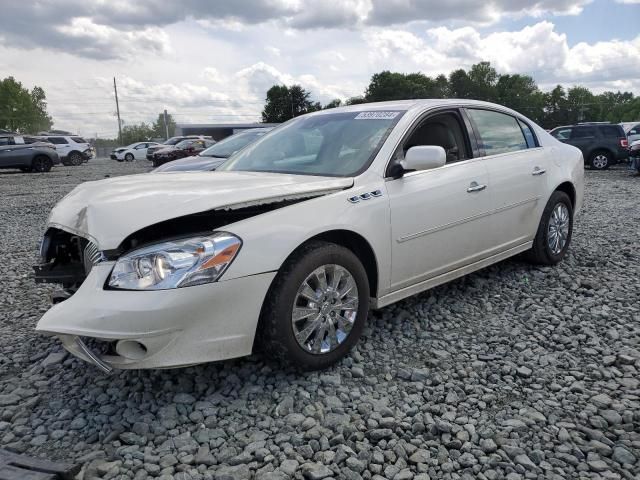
[223,178,392,298]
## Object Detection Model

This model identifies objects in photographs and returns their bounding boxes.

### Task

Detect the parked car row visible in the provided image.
[153,128,273,172]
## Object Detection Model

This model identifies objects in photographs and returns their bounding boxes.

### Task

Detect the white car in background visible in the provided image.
[38,135,95,166]
[110,142,161,162]
[34,99,583,372]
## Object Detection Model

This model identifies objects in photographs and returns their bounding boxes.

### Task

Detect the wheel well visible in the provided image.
[588,148,612,159]
[555,181,576,208]
[302,230,378,297]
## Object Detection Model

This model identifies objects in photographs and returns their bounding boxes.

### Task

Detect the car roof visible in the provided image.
[307,99,536,120]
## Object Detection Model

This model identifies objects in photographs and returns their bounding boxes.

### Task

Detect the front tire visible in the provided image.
[260,241,370,370]
[526,191,573,265]
[68,151,83,166]
[124,153,134,162]
[31,156,52,173]
[589,150,611,170]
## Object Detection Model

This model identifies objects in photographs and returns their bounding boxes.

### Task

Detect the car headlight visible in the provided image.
[108,233,241,290]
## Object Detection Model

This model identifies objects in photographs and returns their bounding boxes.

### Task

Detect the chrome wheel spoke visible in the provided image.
[292,263,359,355]
[298,283,319,302]
[548,203,570,254]
[294,315,322,344]
[292,306,319,322]
[329,266,343,290]
[313,267,328,292]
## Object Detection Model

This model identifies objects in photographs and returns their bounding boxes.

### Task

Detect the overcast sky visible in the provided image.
[0,0,638,138]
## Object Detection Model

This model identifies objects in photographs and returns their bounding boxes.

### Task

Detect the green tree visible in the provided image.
[120,122,155,145]
[324,99,342,109]
[345,96,367,105]
[496,74,543,120]
[152,112,176,139]
[541,85,570,128]
[261,84,319,123]
[0,76,53,133]
[365,71,442,101]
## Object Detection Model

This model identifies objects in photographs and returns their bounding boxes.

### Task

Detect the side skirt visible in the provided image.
[371,242,532,309]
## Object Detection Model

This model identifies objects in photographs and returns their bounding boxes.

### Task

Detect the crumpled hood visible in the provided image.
[47,171,353,249]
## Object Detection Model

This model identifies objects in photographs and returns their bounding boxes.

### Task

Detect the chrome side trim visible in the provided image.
[398,196,540,243]
[372,242,531,309]
[74,337,113,373]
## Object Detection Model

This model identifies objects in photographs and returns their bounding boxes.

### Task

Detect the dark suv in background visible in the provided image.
[550,123,629,170]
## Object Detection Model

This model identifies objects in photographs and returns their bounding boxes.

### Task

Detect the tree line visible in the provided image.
[261,62,640,129]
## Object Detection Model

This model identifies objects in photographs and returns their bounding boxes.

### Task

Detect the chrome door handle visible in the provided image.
[467,182,487,193]
[532,168,546,176]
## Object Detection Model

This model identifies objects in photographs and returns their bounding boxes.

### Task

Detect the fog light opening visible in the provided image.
[115,340,148,360]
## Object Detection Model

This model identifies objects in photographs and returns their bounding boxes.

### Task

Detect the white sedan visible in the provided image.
[34,100,583,372]
[110,142,160,161]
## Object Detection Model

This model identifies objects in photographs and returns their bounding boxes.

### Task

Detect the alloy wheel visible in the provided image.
[291,264,359,354]
[548,203,570,254]
[592,154,608,169]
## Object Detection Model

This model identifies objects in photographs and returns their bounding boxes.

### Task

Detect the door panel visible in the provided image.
[482,149,549,249]
[465,108,550,251]
[387,159,493,291]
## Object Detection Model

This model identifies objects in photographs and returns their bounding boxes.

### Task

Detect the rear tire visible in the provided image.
[68,151,83,166]
[589,150,611,170]
[525,191,573,265]
[260,241,370,370]
[31,156,52,173]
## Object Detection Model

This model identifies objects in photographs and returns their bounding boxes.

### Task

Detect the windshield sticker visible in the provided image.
[354,111,400,120]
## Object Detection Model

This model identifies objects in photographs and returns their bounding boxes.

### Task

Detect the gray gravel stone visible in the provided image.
[0,161,639,480]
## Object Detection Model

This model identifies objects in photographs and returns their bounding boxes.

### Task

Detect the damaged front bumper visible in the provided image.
[36,262,276,370]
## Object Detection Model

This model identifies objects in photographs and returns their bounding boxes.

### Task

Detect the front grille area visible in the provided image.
[83,240,104,275]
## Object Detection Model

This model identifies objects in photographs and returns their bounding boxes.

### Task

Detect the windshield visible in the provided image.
[164,137,183,145]
[200,130,266,158]
[175,140,194,149]
[219,111,403,176]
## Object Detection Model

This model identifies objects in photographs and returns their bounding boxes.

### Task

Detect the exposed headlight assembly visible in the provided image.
[108,233,241,290]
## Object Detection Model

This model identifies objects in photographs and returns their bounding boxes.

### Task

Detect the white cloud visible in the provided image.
[366,21,640,91]
[56,17,171,59]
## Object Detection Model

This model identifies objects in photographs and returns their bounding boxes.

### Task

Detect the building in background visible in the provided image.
[175,123,279,141]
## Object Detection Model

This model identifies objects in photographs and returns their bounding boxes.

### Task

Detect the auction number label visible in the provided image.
[354,111,400,120]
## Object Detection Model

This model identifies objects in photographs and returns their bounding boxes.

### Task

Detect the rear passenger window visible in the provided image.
[518,120,537,148]
[467,109,527,155]
[71,137,87,143]
[571,127,596,139]
[600,126,621,138]
[552,128,572,140]
[48,137,68,144]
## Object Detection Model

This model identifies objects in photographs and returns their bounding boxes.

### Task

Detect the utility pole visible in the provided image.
[113,77,122,144]
[163,109,169,140]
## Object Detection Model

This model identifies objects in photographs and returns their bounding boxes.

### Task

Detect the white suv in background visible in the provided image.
[39,135,95,166]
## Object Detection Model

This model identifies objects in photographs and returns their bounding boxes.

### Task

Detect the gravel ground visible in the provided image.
[0,158,638,480]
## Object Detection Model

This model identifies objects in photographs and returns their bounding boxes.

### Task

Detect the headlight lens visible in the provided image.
[108,233,241,290]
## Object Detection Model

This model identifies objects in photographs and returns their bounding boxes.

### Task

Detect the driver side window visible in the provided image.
[395,111,470,166]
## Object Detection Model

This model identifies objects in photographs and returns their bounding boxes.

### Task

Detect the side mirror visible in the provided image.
[401,146,446,172]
